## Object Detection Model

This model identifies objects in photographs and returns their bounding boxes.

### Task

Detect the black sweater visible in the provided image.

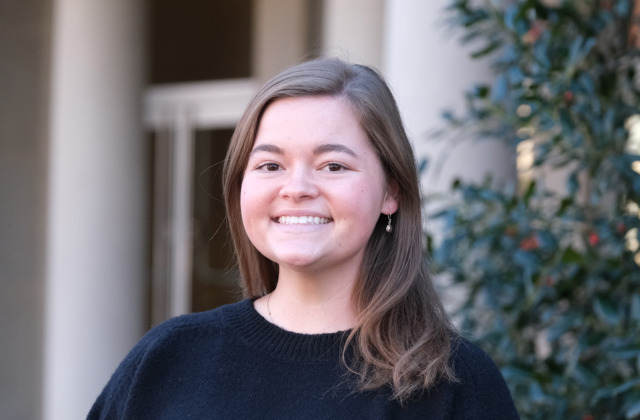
[88,299,519,419]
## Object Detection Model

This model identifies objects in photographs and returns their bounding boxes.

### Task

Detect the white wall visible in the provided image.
[44,1,147,419]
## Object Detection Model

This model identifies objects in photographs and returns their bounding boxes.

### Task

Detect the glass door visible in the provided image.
[144,80,257,324]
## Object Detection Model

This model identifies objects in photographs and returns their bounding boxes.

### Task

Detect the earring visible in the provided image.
[386,214,393,233]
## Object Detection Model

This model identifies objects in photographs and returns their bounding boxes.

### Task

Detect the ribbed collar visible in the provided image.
[223,299,351,364]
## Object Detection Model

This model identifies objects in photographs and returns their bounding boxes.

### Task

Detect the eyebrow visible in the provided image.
[313,143,357,157]
[249,143,358,157]
[249,144,283,155]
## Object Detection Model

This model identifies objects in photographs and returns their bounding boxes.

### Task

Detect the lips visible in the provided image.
[277,216,331,225]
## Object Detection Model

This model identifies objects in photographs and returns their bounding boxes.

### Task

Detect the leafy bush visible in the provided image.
[429,1,640,418]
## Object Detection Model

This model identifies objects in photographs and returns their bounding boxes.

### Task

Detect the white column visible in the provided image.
[168,113,194,317]
[253,0,310,82]
[382,0,515,194]
[44,1,146,419]
[322,0,385,69]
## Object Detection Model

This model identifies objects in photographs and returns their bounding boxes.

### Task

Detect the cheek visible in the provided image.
[240,177,271,232]
[350,178,386,210]
[239,181,254,228]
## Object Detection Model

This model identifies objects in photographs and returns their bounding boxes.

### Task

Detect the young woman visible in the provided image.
[89,58,519,419]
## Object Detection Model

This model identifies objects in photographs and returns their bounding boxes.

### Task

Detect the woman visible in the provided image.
[88,58,519,419]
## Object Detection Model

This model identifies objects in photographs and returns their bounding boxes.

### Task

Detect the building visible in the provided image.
[0,1,512,419]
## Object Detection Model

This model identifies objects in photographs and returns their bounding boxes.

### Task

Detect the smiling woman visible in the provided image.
[88,58,519,419]
[240,96,396,320]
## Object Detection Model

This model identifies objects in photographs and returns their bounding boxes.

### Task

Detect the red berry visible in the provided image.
[520,235,539,250]
[563,91,574,102]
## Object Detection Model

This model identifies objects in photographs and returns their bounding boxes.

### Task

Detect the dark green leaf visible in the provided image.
[567,172,579,196]
[593,297,621,326]
[631,293,640,323]
[471,40,503,58]
[523,181,536,204]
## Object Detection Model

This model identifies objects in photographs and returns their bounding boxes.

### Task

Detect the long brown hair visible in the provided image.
[222,58,457,401]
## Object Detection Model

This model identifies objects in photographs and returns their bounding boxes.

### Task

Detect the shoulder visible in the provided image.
[142,299,250,344]
[126,299,252,372]
[113,299,251,373]
[448,337,520,419]
[450,338,504,383]
[87,300,252,419]
[156,298,250,330]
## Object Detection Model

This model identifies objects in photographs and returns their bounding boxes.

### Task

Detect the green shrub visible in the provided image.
[429,1,640,418]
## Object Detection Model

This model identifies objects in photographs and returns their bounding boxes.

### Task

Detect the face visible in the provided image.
[240,95,398,277]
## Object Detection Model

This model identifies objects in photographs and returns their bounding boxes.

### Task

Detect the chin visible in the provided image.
[267,250,326,270]
[275,255,319,268]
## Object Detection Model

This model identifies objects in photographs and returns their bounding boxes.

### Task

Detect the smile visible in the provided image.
[277,216,331,225]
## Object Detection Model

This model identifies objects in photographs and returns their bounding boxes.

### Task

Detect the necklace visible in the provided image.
[267,293,273,323]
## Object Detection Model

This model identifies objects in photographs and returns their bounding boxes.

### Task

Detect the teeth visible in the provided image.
[277,216,330,225]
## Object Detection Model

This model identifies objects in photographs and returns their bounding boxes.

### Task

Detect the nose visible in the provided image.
[279,166,318,200]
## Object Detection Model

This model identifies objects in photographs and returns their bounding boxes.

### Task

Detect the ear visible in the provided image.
[381,179,399,215]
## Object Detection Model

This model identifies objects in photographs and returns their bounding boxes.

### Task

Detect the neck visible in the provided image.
[261,267,358,334]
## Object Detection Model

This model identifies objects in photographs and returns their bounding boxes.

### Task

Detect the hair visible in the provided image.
[222,57,458,402]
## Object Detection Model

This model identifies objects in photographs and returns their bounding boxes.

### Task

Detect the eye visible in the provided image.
[324,162,347,172]
[257,162,281,172]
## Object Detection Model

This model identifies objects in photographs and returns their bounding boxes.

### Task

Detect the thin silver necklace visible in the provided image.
[267,293,274,323]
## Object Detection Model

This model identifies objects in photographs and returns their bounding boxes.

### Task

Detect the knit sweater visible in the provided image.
[88,299,519,419]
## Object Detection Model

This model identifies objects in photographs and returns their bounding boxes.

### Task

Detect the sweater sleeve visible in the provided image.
[86,324,166,420]
[450,339,520,420]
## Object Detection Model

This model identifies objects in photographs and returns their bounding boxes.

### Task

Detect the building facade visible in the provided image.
[0,1,512,419]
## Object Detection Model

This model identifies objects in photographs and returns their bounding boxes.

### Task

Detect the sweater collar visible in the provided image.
[224,299,351,364]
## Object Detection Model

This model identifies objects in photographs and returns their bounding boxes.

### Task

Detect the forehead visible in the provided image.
[253,95,364,144]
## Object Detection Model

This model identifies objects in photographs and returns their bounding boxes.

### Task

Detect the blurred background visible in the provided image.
[3,0,637,419]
